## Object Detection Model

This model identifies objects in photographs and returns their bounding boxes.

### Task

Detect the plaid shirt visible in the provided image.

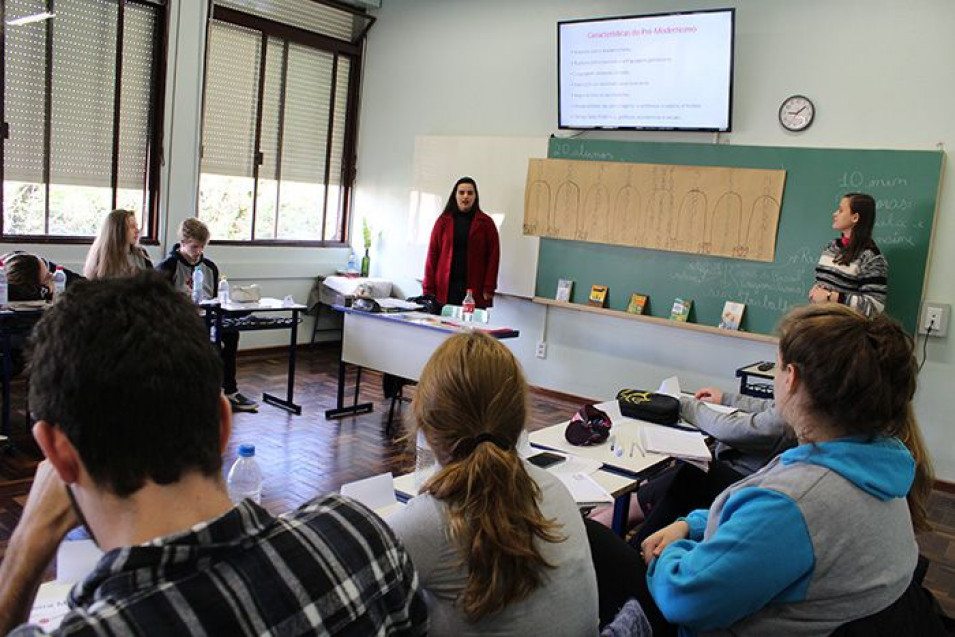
[13,495,427,636]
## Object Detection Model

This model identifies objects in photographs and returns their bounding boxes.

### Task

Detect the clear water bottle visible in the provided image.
[461,289,476,324]
[192,267,204,304]
[347,252,358,273]
[414,430,436,488]
[227,444,263,504]
[52,266,67,302]
[217,276,230,304]
[0,260,7,308]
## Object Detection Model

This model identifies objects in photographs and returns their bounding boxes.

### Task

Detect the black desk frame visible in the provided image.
[204,303,303,415]
[1,307,44,442]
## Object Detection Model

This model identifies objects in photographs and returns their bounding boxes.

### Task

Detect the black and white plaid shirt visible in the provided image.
[13,495,428,636]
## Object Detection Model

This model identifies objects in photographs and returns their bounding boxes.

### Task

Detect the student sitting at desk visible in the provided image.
[157,218,258,413]
[3,251,83,302]
[590,389,795,540]
[84,209,153,280]
[2,252,83,376]
[589,304,935,636]
[629,389,797,545]
[0,273,427,636]
[387,331,598,636]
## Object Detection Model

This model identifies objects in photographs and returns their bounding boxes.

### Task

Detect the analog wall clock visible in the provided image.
[779,95,815,132]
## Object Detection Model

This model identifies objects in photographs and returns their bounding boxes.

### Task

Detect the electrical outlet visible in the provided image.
[536,341,547,359]
[919,302,950,338]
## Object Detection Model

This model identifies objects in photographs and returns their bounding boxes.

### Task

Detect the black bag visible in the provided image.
[616,389,680,426]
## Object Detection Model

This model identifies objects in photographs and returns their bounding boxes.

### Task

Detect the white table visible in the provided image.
[530,400,685,535]
[203,297,307,414]
[325,308,519,420]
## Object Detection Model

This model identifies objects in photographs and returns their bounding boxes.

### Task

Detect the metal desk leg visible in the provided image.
[325,353,374,420]
[611,492,631,537]
[1,326,11,439]
[262,309,302,414]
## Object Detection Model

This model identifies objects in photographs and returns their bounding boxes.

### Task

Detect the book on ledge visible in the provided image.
[556,278,574,302]
[589,284,608,308]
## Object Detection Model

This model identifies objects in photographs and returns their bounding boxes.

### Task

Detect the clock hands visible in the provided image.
[788,106,807,116]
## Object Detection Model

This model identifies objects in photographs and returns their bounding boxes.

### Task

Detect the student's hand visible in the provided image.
[694,387,724,404]
[640,520,689,565]
[808,284,832,304]
[14,461,78,550]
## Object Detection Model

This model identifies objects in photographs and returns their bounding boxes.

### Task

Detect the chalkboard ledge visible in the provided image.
[532,297,778,345]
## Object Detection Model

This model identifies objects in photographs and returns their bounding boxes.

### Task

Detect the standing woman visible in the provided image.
[84,209,153,280]
[423,177,500,308]
[809,192,887,316]
[387,332,598,636]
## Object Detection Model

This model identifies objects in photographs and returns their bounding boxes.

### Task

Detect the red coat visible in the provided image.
[423,209,500,308]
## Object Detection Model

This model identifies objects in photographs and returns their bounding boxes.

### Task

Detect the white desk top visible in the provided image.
[393,464,636,502]
[204,297,307,312]
[529,400,676,477]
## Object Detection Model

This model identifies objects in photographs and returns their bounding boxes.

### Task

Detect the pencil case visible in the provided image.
[616,389,680,426]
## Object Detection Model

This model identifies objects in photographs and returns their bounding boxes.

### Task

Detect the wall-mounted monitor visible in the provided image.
[558,8,735,132]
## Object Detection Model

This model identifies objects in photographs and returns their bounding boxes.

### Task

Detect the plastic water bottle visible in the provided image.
[347,252,358,273]
[217,277,230,304]
[461,289,476,324]
[52,266,67,302]
[0,260,7,308]
[414,430,436,488]
[192,267,204,304]
[227,444,263,504]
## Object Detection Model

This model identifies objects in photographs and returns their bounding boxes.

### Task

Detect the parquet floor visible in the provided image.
[1,345,953,617]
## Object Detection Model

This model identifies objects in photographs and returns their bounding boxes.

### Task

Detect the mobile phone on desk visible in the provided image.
[527,452,566,469]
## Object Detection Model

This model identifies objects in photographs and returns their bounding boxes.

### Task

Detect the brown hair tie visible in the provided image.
[452,432,511,460]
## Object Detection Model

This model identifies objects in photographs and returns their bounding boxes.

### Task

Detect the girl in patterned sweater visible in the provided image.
[809,192,887,317]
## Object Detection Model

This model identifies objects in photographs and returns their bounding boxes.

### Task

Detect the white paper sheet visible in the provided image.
[341,472,405,517]
[641,427,712,462]
[29,582,72,631]
[658,376,681,398]
[555,472,613,506]
[55,539,102,584]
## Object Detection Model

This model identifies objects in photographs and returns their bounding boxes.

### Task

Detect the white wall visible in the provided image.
[354,0,955,480]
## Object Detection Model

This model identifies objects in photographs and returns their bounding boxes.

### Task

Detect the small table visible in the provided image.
[735,361,777,399]
[529,400,678,535]
[203,298,306,414]
[326,308,519,420]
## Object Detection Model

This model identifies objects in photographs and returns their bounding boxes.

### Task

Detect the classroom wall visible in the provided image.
[353,0,955,480]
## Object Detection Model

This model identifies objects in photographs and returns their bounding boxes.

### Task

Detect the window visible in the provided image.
[1,0,167,241]
[199,0,372,244]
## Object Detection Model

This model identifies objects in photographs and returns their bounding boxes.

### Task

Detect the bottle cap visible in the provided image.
[238,444,255,457]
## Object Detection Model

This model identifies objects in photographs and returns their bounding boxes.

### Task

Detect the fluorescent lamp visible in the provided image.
[6,11,55,27]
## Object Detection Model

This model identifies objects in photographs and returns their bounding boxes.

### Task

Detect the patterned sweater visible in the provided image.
[814,238,888,317]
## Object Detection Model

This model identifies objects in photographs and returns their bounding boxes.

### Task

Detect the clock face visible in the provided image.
[779,95,815,131]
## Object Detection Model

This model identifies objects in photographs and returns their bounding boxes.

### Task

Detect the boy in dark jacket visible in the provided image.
[157,218,258,412]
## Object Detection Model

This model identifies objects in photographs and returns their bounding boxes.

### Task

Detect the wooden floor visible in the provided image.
[1,345,953,617]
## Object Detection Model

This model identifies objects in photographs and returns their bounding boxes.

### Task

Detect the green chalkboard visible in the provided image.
[536,139,943,335]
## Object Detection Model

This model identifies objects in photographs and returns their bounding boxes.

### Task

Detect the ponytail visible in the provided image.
[898,403,934,533]
[412,331,564,621]
[424,443,562,621]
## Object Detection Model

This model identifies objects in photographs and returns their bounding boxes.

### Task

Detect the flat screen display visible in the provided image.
[558,9,735,131]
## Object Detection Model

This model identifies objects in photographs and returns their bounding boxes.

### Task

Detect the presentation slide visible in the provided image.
[558,11,733,130]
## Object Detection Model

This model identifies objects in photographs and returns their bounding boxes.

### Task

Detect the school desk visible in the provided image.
[325,308,519,420]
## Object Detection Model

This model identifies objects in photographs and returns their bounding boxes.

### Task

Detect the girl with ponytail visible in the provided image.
[388,331,599,635]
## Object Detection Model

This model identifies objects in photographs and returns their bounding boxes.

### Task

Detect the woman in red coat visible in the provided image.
[423,177,500,309]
